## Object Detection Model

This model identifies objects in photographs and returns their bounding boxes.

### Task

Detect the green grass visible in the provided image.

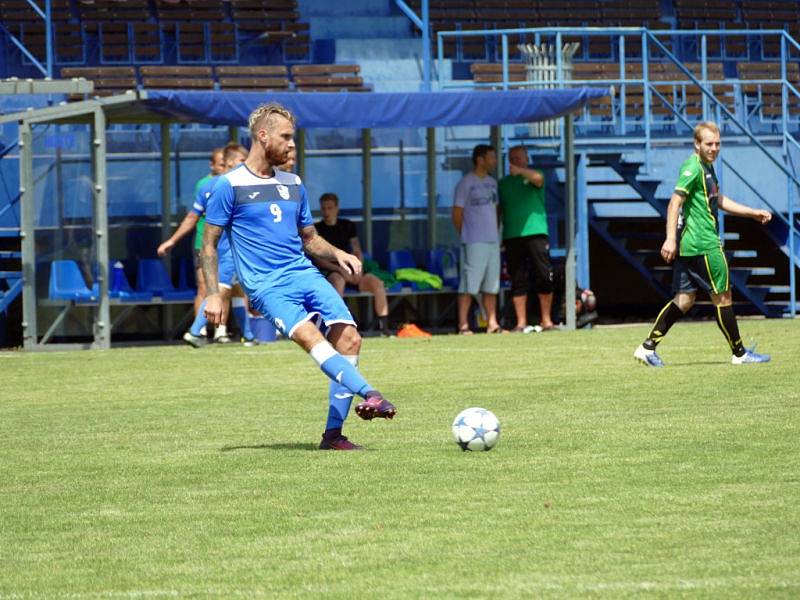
[1,320,799,598]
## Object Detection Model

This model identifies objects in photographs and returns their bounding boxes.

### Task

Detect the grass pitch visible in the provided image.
[1,319,799,598]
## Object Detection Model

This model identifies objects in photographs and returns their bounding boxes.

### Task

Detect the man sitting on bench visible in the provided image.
[312,192,391,337]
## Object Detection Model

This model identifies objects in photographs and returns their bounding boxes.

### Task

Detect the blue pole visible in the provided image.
[643,31,651,172]
[45,0,52,78]
[619,35,626,137]
[421,0,430,92]
[789,171,797,318]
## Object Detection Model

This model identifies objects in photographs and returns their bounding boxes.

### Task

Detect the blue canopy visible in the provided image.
[141,88,610,128]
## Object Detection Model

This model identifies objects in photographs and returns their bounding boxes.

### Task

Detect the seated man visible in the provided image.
[313,192,391,336]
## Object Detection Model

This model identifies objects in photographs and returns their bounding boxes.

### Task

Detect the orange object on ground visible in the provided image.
[397,323,432,338]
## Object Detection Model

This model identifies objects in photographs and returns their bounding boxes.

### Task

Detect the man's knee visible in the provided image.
[673,292,695,312]
[711,290,733,307]
[329,323,361,355]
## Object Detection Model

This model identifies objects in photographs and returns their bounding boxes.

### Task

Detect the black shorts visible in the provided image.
[672,248,730,295]
[504,234,554,296]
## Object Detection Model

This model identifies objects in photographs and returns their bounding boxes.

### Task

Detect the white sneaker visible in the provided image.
[634,344,665,367]
[731,348,771,364]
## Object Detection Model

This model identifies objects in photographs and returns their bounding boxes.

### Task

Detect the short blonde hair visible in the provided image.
[248,102,295,137]
[694,121,720,143]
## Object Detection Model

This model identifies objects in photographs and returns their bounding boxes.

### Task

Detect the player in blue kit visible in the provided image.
[178,143,256,347]
[202,103,396,450]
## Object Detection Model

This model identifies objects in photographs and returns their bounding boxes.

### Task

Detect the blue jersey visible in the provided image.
[194,176,232,256]
[204,164,314,295]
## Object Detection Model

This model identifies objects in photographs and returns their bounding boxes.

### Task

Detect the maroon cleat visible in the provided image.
[319,435,363,450]
[354,391,397,421]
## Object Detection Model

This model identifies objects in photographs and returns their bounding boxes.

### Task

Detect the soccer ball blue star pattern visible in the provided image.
[452,407,501,451]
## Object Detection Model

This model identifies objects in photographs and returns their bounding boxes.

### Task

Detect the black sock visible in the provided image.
[377,315,389,334]
[643,301,684,350]
[323,427,342,441]
[715,304,745,357]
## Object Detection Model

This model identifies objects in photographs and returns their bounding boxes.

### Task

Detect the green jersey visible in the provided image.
[673,153,721,256]
[498,172,548,240]
[193,174,213,250]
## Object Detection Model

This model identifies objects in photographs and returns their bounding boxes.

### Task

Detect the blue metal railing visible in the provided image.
[435,26,800,316]
[0,0,52,77]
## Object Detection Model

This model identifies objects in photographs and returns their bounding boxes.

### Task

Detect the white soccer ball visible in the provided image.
[452,407,501,451]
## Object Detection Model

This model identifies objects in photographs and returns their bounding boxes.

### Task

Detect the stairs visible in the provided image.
[587,152,799,316]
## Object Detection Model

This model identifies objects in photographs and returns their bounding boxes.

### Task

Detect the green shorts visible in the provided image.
[672,246,730,295]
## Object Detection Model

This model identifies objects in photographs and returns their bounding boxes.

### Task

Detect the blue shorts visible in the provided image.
[248,265,356,338]
[218,248,237,289]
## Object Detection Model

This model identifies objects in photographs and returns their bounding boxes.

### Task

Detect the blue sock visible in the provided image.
[190,299,209,336]
[326,355,358,430]
[310,341,374,398]
[231,297,254,340]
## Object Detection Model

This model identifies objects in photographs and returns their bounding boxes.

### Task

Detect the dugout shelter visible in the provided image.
[1,86,609,350]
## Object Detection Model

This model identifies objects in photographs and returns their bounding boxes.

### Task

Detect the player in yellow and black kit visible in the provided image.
[634,121,773,366]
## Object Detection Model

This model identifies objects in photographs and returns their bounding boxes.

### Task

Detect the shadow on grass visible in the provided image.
[220,442,318,452]
[665,360,731,367]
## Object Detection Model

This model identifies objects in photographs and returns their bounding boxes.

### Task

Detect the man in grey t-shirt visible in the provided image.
[452,144,503,334]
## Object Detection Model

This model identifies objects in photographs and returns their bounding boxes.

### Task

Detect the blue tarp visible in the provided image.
[141,88,610,128]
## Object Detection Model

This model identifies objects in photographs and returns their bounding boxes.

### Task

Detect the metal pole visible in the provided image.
[490,125,502,181]
[576,153,589,289]
[642,32,651,172]
[297,128,306,181]
[426,127,436,249]
[789,171,796,318]
[45,0,53,78]
[228,126,239,143]
[362,129,372,256]
[421,0,430,92]
[160,122,172,339]
[564,114,576,331]
[92,108,110,349]
[19,120,37,350]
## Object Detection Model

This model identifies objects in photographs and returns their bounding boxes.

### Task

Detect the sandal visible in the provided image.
[458,326,474,335]
[486,326,507,334]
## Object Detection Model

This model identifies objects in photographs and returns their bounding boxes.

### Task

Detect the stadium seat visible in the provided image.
[136,259,195,300]
[426,248,459,289]
[177,258,196,292]
[110,261,153,302]
[48,260,98,302]
[389,250,420,290]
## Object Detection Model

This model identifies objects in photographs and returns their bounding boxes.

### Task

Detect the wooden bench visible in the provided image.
[216,65,290,91]
[140,66,215,90]
[470,63,527,89]
[61,66,137,96]
[290,64,370,92]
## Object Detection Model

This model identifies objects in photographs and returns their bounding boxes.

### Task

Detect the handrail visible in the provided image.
[649,85,798,230]
[644,31,800,193]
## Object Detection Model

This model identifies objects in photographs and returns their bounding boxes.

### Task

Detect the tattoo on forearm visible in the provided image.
[302,226,337,261]
[202,224,223,294]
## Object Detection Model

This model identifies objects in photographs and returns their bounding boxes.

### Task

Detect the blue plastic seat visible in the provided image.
[136,259,195,301]
[389,249,419,290]
[177,257,197,292]
[426,248,459,289]
[110,261,153,302]
[49,260,98,302]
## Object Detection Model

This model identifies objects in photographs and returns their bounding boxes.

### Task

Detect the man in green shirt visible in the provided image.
[634,122,772,366]
[498,145,555,332]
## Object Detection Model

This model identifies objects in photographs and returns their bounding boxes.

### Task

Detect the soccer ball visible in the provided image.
[579,288,597,313]
[452,407,501,451]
